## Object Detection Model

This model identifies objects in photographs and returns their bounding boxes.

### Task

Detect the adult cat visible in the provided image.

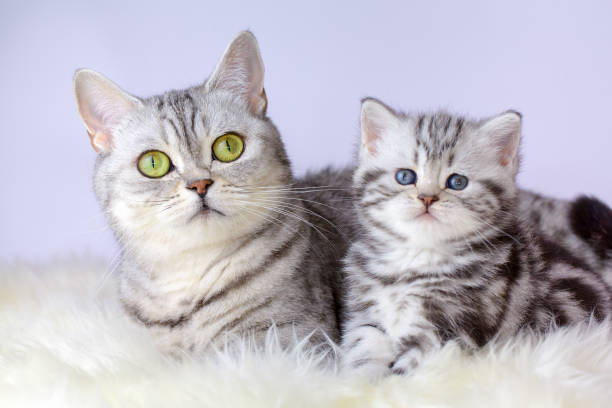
[74,32,352,354]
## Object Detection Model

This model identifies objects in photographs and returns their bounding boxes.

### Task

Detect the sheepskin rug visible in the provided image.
[1,258,611,407]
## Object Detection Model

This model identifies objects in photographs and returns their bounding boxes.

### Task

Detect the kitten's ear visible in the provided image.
[205,31,267,116]
[361,98,398,154]
[479,110,522,167]
[74,69,141,153]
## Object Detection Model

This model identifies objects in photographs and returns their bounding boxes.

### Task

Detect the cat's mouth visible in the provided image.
[189,200,226,221]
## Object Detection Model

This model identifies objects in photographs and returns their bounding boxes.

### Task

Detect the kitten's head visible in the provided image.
[355,98,521,246]
[74,32,291,253]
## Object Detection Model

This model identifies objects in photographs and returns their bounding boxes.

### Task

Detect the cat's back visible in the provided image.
[295,166,356,236]
[293,166,356,331]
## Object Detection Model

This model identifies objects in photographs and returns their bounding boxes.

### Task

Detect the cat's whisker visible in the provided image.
[233,186,351,194]
[245,197,342,233]
[245,195,348,211]
[229,189,352,208]
[237,205,315,251]
[239,206,299,236]
[235,184,347,191]
[94,248,126,296]
[234,199,334,247]
[250,206,332,264]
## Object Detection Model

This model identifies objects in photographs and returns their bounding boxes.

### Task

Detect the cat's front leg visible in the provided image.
[342,324,395,379]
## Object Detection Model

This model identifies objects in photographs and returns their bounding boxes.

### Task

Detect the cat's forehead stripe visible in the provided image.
[154,91,202,160]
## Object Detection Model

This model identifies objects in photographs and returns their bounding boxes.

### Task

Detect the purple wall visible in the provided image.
[2,0,611,261]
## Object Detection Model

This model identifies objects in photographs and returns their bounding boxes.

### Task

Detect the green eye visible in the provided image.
[212,133,244,162]
[138,151,171,178]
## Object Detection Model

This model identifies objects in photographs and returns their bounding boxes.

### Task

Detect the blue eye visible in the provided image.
[446,174,469,190]
[395,169,417,185]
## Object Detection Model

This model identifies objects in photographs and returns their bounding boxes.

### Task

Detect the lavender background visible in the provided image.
[2,0,611,262]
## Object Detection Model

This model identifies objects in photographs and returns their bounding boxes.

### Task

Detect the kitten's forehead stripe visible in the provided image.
[412,113,465,160]
[416,115,424,135]
[443,116,452,137]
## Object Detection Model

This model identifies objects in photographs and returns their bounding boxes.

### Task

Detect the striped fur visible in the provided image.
[341,98,612,378]
[74,32,352,355]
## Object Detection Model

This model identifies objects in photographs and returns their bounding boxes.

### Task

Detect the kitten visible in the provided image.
[341,98,612,378]
[73,32,352,354]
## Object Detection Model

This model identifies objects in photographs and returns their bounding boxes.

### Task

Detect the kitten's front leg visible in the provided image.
[342,324,395,379]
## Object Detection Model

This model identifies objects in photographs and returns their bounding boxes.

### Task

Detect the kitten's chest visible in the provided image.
[374,245,459,274]
[369,283,428,338]
[364,250,470,336]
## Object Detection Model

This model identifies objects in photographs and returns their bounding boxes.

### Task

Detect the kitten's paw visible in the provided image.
[348,359,392,379]
[390,347,422,376]
[341,325,394,379]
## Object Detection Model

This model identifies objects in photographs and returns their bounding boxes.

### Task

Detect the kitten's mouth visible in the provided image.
[416,212,437,221]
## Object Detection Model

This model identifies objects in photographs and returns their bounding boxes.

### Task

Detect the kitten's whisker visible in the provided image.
[463,212,520,245]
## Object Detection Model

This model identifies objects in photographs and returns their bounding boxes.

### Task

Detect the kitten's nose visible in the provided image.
[418,194,439,209]
[187,179,213,196]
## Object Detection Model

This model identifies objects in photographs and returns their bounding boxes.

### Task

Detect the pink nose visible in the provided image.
[187,179,213,196]
[418,194,439,209]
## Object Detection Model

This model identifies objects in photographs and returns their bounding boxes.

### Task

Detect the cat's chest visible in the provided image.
[122,245,245,315]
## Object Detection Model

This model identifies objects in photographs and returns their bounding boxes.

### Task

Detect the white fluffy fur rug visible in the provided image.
[1,259,611,407]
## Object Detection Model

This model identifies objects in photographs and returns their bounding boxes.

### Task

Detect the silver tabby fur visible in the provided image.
[341,98,612,378]
[74,32,352,355]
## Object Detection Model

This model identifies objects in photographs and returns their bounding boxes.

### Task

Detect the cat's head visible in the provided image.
[354,98,521,246]
[74,31,291,253]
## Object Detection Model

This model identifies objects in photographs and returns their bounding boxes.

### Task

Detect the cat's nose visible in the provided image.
[418,194,439,209]
[187,179,213,196]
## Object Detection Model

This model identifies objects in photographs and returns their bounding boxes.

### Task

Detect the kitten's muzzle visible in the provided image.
[187,179,214,197]
[418,194,439,211]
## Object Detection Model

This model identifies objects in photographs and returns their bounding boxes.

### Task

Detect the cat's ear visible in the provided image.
[74,69,141,153]
[361,98,398,154]
[479,110,522,167]
[205,31,267,116]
